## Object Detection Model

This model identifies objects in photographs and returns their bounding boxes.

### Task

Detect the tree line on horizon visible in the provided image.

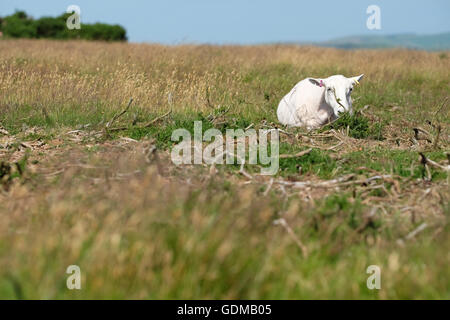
[0,11,127,41]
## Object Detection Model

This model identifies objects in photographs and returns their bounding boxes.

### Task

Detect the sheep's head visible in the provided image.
[310,74,364,118]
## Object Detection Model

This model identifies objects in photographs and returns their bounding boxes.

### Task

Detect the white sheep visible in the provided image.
[277,74,364,129]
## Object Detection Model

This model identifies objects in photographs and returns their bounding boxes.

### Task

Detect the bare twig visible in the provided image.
[245,123,254,130]
[432,97,448,119]
[413,127,432,143]
[419,153,450,172]
[327,141,344,150]
[276,174,394,190]
[419,153,432,181]
[106,98,134,129]
[405,223,428,240]
[274,218,308,257]
[279,148,312,159]
[355,207,377,233]
[431,124,441,149]
[20,142,32,149]
[263,178,274,196]
[276,174,355,189]
[142,109,172,128]
[108,109,173,133]
[207,105,231,124]
[143,141,163,175]
[357,104,370,116]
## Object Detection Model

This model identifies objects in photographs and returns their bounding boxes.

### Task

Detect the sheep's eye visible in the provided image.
[327,88,332,91]
[349,88,353,92]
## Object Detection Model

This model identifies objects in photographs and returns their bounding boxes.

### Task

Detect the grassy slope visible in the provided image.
[0,40,449,299]
[318,32,450,50]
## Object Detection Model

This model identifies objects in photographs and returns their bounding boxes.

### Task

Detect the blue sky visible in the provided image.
[1,0,449,44]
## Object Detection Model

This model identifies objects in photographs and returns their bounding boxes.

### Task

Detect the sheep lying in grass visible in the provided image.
[277,74,364,129]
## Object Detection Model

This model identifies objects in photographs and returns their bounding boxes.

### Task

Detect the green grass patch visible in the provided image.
[321,112,385,140]
[341,149,448,180]
[278,144,337,178]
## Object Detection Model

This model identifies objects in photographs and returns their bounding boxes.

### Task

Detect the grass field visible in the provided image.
[0,39,449,299]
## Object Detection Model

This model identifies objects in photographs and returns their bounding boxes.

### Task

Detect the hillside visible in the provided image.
[317,32,450,50]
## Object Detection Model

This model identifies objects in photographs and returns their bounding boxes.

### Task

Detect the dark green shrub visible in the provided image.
[1,11,37,38]
[35,17,67,39]
[0,10,127,41]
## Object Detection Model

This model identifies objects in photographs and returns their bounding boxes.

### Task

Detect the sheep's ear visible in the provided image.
[352,74,364,85]
[309,78,324,87]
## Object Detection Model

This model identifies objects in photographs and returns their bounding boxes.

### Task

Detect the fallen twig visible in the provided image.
[419,153,450,172]
[207,105,231,125]
[355,207,377,233]
[431,124,441,149]
[107,109,173,133]
[143,141,164,175]
[405,222,428,240]
[275,174,394,189]
[106,98,134,129]
[142,109,172,128]
[263,178,274,196]
[279,148,312,159]
[413,127,432,143]
[276,174,355,188]
[432,97,448,119]
[273,218,308,258]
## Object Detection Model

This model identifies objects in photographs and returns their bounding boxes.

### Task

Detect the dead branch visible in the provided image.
[142,109,172,128]
[413,127,432,143]
[108,109,172,133]
[239,167,253,180]
[279,148,312,159]
[276,174,355,189]
[432,124,441,149]
[106,98,133,129]
[143,141,164,175]
[245,123,254,130]
[263,178,274,196]
[207,105,231,125]
[419,153,450,172]
[273,218,308,258]
[405,222,428,240]
[275,174,394,190]
[432,97,448,119]
[357,104,370,116]
[355,207,377,233]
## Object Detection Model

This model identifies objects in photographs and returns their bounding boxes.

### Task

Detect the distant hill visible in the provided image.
[316,33,450,51]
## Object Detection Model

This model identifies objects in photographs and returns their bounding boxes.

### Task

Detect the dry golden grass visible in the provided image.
[0,39,448,115]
